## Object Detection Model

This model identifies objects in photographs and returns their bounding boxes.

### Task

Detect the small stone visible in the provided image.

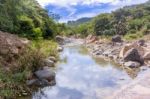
[137,39,145,46]
[140,66,148,71]
[103,50,111,57]
[48,56,56,62]
[112,35,122,42]
[124,61,140,68]
[44,59,55,67]
[22,92,28,96]
[57,46,63,52]
[26,79,38,86]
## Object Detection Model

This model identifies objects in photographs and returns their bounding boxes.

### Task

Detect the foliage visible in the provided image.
[66,0,150,38]
[0,0,64,39]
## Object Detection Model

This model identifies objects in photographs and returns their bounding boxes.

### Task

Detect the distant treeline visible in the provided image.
[65,0,150,39]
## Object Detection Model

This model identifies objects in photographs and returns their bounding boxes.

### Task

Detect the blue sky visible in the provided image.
[36,0,148,22]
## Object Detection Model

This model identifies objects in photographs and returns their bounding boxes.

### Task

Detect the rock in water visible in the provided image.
[26,79,56,87]
[35,68,55,81]
[124,61,140,68]
[123,48,144,65]
[112,35,122,42]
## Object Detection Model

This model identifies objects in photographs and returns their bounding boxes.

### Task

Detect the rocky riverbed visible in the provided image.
[86,35,150,74]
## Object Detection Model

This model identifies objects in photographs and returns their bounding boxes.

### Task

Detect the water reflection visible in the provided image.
[33,45,132,99]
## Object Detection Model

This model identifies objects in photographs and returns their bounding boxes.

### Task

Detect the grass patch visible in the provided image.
[124,27,146,41]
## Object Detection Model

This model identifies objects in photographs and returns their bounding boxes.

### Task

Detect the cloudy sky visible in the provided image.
[36,0,148,22]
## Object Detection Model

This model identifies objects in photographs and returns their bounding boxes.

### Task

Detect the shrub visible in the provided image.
[32,27,43,39]
[102,29,116,36]
[129,19,144,30]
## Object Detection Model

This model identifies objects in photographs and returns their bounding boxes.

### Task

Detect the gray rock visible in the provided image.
[95,51,102,55]
[57,46,63,52]
[27,79,55,87]
[103,50,112,57]
[137,39,145,46]
[124,61,140,68]
[108,55,114,59]
[112,35,122,42]
[123,48,144,65]
[26,79,38,86]
[44,59,55,67]
[48,56,56,62]
[35,69,55,81]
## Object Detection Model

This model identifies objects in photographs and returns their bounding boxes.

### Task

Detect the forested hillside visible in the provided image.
[66,0,150,39]
[0,0,65,39]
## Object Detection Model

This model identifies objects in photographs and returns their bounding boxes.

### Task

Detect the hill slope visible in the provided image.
[66,0,150,39]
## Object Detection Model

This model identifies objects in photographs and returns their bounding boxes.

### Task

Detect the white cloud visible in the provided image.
[36,0,149,22]
[36,0,118,7]
[37,0,148,7]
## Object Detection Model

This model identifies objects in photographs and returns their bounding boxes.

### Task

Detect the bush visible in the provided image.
[102,29,116,36]
[129,19,144,30]
[18,15,34,31]
[32,27,43,39]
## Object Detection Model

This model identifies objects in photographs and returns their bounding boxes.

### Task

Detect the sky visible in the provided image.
[36,0,148,22]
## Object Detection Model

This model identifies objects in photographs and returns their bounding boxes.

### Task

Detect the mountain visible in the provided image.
[67,17,92,26]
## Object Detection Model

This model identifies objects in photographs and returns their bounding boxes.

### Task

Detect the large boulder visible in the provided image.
[119,43,145,58]
[124,61,140,68]
[112,35,122,42]
[123,48,144,65]
[34,68,55,81]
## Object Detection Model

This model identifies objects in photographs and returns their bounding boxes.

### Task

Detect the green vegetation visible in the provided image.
[0,40,58,98]
[0,0,150,98]
[0,0,61,98]
[65,0,150,39]
[0,0,65,39]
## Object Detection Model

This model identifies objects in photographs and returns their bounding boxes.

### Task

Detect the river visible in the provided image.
[32,42,136,99]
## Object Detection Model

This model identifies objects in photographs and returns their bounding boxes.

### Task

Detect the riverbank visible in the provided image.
[86,35,150,69]
[0,31,58,98]
[85,35,150,98]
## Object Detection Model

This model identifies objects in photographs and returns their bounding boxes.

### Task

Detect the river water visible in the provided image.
[32,44,133,99]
